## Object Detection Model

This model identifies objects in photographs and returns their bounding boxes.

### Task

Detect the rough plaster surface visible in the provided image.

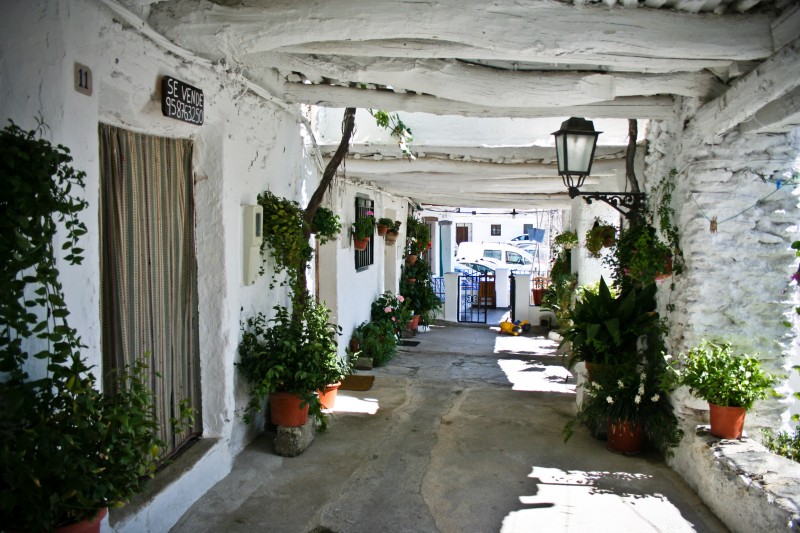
[644,98,800,530]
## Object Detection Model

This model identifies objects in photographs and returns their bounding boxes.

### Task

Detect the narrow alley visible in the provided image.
[171,323,726,533]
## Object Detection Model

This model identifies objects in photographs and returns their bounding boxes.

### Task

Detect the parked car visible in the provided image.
[455,242,534,273]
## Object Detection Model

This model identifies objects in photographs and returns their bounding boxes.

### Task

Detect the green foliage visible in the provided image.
[257,190,313,291]
[377,217,395,228]
[370,291,412,336]
[310,206,341,245]
[355,320,398,367]
[0,121,161,530]
[405,216,430,255]
[560,277,662,368]
[542,272,578,328]
[352,210,376,240]
[564,362,682,454]
[669,340,775,409]
[584,219,616,258]
[553,230,578,250]
[237,302,346,426]
[400,258,442,326]
[368,109,414,160]
[762,425,800,463]
[609,221,673,290]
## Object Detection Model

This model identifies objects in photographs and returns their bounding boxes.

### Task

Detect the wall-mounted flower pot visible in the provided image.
[407,277,417,283]
[377,224,389,236]
[385,232,398,245]
[353,236,369,251]
[708,403,746,439]
[317,382,342,410]
[406,254,418,265]
[270,392,309,427]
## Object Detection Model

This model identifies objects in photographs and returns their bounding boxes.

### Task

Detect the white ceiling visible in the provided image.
[116,0,799,207]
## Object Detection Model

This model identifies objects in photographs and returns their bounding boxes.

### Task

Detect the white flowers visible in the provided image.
[651,394,660,402]
[634,395,641,404]
[606,396,614,404]
[617,379,624,388]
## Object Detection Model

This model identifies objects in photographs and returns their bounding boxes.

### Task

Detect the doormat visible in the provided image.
[398,340,421,347]
[340,374,375,391]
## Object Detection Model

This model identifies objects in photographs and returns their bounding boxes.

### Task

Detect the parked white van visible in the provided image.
[455,241,536,272]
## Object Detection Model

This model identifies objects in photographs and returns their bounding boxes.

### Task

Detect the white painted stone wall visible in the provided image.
[0,1,319,531]
[643,97,800,531]
[318,179,409,359]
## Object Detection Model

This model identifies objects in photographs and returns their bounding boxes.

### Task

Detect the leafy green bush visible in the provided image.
[310,206,341,244]
[371,291,412,335]
[762,425,800,463]
[355,320,398,367]
[669,340,774,409]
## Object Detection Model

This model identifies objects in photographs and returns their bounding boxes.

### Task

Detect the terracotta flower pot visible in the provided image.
[270,392,309,427]
[708,403,746,439]
[607,419,643,454]
[55,508,108,533]
[377,224,389,236]
[407,314,421,331]
[317,382,342,410]
[407,277,417,283]
[385,232,398,245]
[407,254,418,265]
[353,236,369,251]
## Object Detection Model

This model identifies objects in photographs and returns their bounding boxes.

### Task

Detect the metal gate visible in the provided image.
[457,272,494,323]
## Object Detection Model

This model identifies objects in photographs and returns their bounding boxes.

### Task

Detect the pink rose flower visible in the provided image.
[384,306,392,313]
[397,295,405,302]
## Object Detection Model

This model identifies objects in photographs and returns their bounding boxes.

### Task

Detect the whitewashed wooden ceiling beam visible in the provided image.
[319,144,629,162]
[257,54,724,105]
[282,83,676,119]
[148,0,774,63]
[688,36,800,141]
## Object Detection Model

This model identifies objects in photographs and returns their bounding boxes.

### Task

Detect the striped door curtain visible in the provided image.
[99,124,202,459]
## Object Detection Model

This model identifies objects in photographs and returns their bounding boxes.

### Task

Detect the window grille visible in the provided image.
[355,197,375,270]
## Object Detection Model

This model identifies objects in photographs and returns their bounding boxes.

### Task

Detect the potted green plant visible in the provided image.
[564,362,682,455]
[559,277,662,373]
[669,340,775,439]
[0,121,162,532]
[376,217,395,236]
[553,229,579,250]
[310,205,342,244]
[400,258,442,328]
[585,219,616,258]
[237,301,345,428]
[351,210,376,250]
[370,291,412,336]
[355,320,398,367]
[405,216,430,263]
[384,220,402,245]
[612,221,674,286]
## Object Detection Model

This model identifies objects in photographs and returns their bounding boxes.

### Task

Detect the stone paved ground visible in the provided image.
[171,322,728,533]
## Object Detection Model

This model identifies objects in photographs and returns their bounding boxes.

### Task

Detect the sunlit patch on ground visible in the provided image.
[328,395,379,415]
[502,467,696,532]
[497,358,575,393]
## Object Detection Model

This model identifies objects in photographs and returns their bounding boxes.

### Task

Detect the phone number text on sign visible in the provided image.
[161,76,204,125]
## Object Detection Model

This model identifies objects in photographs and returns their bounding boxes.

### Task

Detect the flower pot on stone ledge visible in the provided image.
[709,403,746,439]
[270,392,310,427]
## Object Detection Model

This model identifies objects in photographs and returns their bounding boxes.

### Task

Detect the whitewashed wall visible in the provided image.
[642,97,800,529]
[318,179,409,358]
[0,1,315,531]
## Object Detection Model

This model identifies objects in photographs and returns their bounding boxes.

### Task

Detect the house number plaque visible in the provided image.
[161,76,204,125]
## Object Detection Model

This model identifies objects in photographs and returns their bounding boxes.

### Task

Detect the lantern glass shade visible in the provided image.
[552,117,601,178]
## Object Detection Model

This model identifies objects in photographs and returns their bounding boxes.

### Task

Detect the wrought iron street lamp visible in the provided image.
[552,117,644,219]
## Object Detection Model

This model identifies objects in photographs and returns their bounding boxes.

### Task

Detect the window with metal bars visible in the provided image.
[491,224,501,236]
[355,197,375,270]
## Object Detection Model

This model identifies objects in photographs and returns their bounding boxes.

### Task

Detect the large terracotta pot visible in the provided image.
[270,392,309,427]
[55,508,108,533]
[708,403,746,439]
[607,419,643,454]
[317,382,342,410]
[353,236,369,251]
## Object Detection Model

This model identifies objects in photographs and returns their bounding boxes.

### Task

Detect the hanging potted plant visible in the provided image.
[377,217,395,236]
[385,220,402,245]
[584,219,616,258]
[310,206,342,245]
[351,210,375,251]
[669,340,775,439]
[553,229,579,250]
